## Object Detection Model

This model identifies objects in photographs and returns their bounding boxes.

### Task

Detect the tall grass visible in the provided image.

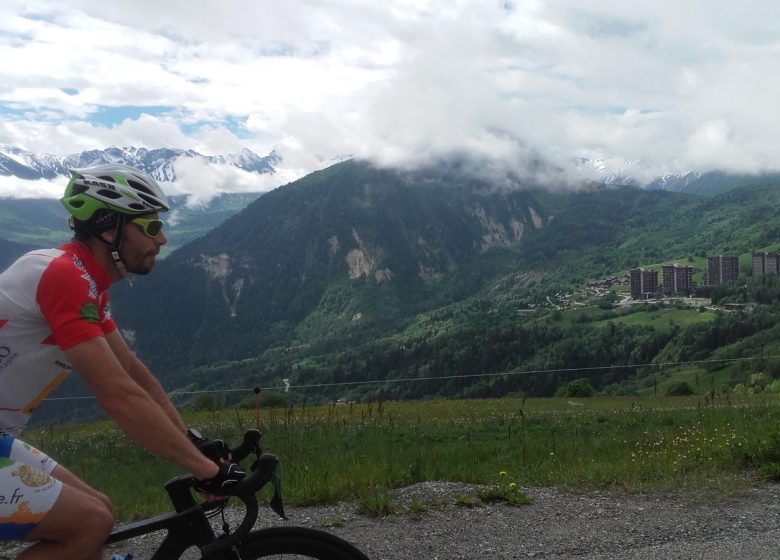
[23,394,780,520]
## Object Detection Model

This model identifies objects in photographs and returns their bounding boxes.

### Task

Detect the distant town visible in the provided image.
[628,252,779,300]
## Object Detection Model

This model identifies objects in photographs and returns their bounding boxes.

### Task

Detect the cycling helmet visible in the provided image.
[61,163,170,221]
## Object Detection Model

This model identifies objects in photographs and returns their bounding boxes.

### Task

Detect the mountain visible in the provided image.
[111,160,560,367]
[0,144,278,182]
[575,156,780,196]
[111,159,762,395]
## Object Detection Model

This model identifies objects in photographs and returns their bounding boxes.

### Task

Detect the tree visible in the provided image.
[666,381,694,396]
[556,378,596,398]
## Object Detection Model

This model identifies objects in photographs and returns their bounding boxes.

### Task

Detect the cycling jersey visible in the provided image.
[0,241,117,437]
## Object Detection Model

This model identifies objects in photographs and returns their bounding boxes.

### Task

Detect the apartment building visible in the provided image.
[752,252,780,277]
[707,255,739,285]
[662,264,694,296]
[630,267,658,299]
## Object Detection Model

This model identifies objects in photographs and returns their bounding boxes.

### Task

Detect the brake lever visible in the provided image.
[231,429,262,462]
[269,472,287,520]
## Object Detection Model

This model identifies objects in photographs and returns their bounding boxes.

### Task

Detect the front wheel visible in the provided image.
[228,526,370,559]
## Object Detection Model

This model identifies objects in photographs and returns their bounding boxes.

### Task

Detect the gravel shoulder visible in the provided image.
[98,481,780,559]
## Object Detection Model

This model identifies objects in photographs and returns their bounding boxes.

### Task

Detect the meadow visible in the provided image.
[23,393,780,520]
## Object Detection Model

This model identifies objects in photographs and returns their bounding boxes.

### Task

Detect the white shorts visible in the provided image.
[0,437,62,540]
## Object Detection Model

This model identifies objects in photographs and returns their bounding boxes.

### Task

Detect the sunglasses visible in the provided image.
[130,217,164,238]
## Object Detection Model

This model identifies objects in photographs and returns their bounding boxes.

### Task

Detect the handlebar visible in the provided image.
[174,429,286,557]
[229,428,262,463]
[187,427,262,463]
[218,451,278,498]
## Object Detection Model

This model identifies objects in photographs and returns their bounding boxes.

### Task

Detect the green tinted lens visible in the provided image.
[131,218,164,238]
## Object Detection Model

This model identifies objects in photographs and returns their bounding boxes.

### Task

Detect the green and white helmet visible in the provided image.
[60,163,170,221]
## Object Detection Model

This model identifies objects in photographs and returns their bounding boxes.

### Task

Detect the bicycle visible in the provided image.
[105,429,369,559]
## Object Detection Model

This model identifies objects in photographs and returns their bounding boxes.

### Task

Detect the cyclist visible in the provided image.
[0,164,243,559]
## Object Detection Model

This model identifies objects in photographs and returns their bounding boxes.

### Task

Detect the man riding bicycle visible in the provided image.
[0,164,243,559]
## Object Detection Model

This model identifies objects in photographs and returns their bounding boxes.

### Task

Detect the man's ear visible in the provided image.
[100,229,117,245]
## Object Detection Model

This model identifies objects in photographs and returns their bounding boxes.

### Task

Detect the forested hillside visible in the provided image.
[103,160,780,407]
[8,159,780,422]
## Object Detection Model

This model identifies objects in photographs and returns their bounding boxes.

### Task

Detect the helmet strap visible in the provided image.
[111,249,133,287]
[110,215,133,287]
[89,214,133,286]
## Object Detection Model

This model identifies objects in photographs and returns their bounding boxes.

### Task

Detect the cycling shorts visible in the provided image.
[0,437,62,540]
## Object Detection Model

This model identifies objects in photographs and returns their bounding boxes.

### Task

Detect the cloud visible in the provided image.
[1,0,779,194]
[0,175,63,199]
[168,156,293,207]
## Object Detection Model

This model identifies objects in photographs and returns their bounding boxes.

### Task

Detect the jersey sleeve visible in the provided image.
[35,255,117,350]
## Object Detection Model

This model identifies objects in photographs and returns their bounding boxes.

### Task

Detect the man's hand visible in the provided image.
[195,462,246,494]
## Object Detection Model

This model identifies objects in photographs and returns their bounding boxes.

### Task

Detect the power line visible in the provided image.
[42,354,777,402]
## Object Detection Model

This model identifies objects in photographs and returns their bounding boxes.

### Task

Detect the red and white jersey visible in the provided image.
[0,241,116,436]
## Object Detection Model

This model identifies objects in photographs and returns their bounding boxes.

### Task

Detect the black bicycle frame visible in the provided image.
[106,476,222,559]
[106,452,281,559]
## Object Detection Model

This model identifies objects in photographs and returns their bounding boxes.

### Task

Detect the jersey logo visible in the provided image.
[79,302,99,323]
[72,256,98,299]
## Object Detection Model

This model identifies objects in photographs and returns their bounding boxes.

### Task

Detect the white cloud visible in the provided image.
[169,157,293,207]
[0,175,63,198]
[1,0,779,197]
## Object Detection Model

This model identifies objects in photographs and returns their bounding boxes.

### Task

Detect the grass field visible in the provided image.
[22,394,780,520]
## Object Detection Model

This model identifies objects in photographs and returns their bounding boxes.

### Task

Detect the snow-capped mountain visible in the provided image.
[572,156,702,190]
[0,145,279,182]
[573,155,780,196]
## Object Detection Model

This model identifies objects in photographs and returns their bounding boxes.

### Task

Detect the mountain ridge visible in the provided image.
[3,144,779,199]
[0,144,278,183]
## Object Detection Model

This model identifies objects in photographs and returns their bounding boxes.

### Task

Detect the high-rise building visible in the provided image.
[630,268,658,299]
[753,252,780,276]
[707,255,739,285]
[662,264,694,296]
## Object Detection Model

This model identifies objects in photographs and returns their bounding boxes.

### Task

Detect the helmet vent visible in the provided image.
[128,203,147,211]
[128,179,154,196]
[138,193,161,207]
[98,176,117,182]
[97,189,122,200]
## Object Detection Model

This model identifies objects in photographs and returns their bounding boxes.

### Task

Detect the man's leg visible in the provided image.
[20,483,113,560]
[0,437,113,559]
[49,463,112,513]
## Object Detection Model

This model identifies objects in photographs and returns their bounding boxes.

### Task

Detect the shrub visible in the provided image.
[666,381,694,396]
[192,393,218,411]
[556,378,595,398]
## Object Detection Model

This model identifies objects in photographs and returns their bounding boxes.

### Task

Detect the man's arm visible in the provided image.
[64,336,218,480]
[104,329,186,432]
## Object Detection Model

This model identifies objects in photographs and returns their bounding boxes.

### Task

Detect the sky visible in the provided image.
[1,0,779,199]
